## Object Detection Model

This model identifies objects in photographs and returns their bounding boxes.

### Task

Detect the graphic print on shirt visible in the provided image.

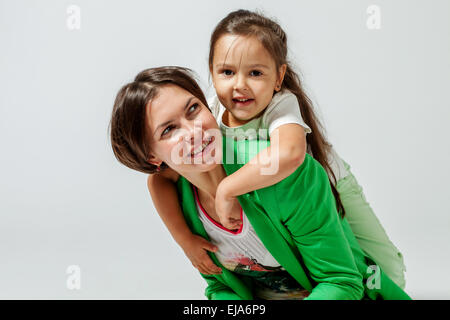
[224,253,282,272]
[220,252,308,297]
[193,185,309,299]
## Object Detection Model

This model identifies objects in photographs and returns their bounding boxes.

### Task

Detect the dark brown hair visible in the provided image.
[208,9,345,217]
[109,66,208,174]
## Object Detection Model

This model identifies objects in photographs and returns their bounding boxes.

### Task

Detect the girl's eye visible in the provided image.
[161,125,174,137]
[250,70,262,76]
[222,69,234,76]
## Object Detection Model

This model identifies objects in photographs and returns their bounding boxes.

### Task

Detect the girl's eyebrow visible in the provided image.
[248,64,269,69]
[215,63,269,69]
[215,63,233,69]
[153,97,195,137]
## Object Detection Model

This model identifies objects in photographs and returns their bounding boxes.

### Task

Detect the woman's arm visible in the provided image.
[147,169,222,275]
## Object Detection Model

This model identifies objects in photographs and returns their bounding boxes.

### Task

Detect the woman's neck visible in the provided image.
[181,164,227,202]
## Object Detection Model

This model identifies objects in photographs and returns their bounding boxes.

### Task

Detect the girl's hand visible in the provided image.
[215,181,242,230]
[181,234,222,275]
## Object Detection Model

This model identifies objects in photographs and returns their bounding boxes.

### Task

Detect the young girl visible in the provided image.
[147,9,406,289]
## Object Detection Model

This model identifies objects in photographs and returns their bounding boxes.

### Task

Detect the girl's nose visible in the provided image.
[233,73,248,91]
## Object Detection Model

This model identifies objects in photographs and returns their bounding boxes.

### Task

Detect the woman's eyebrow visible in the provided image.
[153,97,195,137]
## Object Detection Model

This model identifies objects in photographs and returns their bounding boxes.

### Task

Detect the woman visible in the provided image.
[109,66,411,300]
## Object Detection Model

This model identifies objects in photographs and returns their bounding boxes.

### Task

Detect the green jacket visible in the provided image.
[176,137,411,300]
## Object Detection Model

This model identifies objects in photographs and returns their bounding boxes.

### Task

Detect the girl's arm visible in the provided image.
[147,168,222,275]
[216,123,306,229]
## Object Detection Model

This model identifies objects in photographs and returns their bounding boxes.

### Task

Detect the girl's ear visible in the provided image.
[275,64,287,91]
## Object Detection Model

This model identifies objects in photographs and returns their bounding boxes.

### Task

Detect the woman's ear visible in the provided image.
[147,153,162,167]
[275,64,287,91]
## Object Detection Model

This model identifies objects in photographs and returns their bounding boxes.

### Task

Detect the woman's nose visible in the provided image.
[184,120,204,144]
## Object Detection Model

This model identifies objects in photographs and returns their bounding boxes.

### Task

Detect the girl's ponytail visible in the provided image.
[209,9,345,217]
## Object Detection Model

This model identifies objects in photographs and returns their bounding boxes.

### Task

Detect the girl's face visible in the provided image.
[211,34,286,126]
[145,84,222,175]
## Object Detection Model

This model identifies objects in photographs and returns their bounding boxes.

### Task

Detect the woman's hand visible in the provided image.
[181,234,223,275]
[215,180,243,230]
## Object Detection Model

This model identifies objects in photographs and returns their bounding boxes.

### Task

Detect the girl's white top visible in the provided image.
[207,89,349,181]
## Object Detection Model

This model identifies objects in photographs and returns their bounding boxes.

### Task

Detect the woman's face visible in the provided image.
[146,84,222,174]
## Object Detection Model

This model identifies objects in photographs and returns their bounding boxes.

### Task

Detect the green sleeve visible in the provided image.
[201,274,244,300]
[277,157,365,300]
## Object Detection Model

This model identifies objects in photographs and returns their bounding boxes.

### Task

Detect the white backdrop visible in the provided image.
[1,0,449,299]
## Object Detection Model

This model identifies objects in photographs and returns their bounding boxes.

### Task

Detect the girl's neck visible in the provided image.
[181,164,227,202]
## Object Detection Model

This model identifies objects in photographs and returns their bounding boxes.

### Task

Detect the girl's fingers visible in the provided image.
[227,220,242,230]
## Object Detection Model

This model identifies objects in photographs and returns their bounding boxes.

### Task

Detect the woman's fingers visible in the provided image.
[194,262,210,275]
[205,260,222,274]
[198,248,222,274]
[192,258,221,275]
[197,264,218,275]
[189,236,222,274]
[201,261,222,275]
[200,239,218,252]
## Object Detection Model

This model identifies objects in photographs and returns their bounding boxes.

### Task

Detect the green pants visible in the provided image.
[336,159,407,289]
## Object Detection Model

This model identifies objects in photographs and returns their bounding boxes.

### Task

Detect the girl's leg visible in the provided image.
[336,159,407,289]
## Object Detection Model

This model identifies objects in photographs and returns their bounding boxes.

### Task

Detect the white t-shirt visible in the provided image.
[207,89,349,181]
[192,186,309,300]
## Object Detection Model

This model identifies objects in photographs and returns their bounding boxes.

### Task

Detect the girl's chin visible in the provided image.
[229,110,257,123]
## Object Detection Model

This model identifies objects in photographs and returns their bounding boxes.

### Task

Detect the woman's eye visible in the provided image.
[250,70,262,76]
[188,103,199,113]
[161,125,174,137]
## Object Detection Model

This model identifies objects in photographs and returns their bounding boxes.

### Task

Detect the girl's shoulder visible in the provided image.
[262,89,312,134]
[272,88,296,102]
[263,89,299,117]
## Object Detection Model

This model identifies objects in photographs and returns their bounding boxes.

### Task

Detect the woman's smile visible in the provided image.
[189,135,215,159]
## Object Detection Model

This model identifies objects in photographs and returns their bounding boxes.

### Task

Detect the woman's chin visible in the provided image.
[197,162,219,172]
[189,159,220,172]
[167,158,220,175]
